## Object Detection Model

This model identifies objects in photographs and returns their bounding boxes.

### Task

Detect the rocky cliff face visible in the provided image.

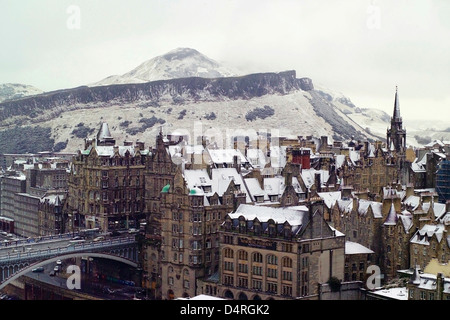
[0,70,311,126]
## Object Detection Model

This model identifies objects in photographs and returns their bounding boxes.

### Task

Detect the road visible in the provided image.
[25,260,144,300]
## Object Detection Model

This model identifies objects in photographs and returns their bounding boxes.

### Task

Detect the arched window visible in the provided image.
[238,250,248,261]
[224,248,234,259]
[252,252,263,263]
[282,257,293,268]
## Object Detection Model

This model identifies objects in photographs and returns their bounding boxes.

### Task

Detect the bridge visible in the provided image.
[0,234,139,290]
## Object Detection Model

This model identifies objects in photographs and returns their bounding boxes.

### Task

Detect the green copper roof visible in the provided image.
[161,184,170,193]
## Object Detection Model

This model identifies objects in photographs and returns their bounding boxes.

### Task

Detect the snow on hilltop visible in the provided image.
[91,48,237,86]
[0,83,43,103]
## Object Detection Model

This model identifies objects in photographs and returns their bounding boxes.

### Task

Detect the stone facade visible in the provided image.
[218,203,345,300]
[66,123,148,232]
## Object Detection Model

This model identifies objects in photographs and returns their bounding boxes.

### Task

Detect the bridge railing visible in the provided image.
[0,231,83,248]
[0,236,137,264]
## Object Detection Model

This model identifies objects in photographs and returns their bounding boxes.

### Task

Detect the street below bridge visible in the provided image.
[22,258,145,300]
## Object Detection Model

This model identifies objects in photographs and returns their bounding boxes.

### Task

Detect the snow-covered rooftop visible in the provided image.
[345,241,374,255]
[228,204,308,227]
[370,287,408,300]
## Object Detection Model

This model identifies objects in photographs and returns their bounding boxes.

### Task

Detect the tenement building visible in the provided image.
[66,122,148,232]
[149,164,248,299]
[218,202,345,300]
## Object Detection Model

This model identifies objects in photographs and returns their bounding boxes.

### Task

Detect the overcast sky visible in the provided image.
[1,0,449,122]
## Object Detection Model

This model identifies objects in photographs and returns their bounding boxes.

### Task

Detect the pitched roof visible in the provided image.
[345,241,374,255]
[97,122,113,141]
[384,202,398,225]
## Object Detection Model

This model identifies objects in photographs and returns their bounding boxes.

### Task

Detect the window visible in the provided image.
[282,257,293,268]
[168,277,174,285]
[420,291,426,300]
[252,280,262,291]
[238,277,248,288]
[238,250,248,260]
[267,254,277,265]
[223,275,234,286]
[359,262,365,271]
[253,252,263,263]
[267,267,277,278]
[282,271,292,281]
[224,261,234,271]
[302,244,310,253]
[301,257,309,269]
[282,285,292,296]
[224,248,234,258]
[266,282,277,294]
[238,263,248,274]
[252,266,262,276]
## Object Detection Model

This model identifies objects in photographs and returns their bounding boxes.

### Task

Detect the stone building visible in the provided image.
[153,165,248,299]
[218,202,345,300]
[141,131,179,298]
[409,199,449,270]
[66,122,148,232]
[330,186,415,281]
[407,266,450,300]
[38,194,65,236]
[344,241,374,283]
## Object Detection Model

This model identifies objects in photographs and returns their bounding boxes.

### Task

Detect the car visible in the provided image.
[53,265,60,272]
[56,259,62,265]
[71,236,83,240]
[103,287,115,294]
[49,270,56,277]
[69,239,86,244]
[128,228,139,234]
[93,236,105,242]
[32,267,44,273]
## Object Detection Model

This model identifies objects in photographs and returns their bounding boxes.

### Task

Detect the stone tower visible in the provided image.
[386,86,407,154]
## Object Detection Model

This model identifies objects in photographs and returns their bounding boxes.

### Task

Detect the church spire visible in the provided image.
[393,85,400,120]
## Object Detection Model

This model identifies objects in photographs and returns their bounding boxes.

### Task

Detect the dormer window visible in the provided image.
[255,196,264,203]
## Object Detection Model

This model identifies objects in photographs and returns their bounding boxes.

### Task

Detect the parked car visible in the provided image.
[32,267,44,273]
[49,270,56,277]
[53,265,60,272]
[56,259,62,265]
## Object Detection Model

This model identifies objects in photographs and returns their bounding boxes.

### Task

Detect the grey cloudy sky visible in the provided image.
[1,0,449,122]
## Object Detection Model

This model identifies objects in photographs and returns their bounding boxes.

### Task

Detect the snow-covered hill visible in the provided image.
[2,48,444,153]
[0,83,43,103]
[91,48,237,86]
